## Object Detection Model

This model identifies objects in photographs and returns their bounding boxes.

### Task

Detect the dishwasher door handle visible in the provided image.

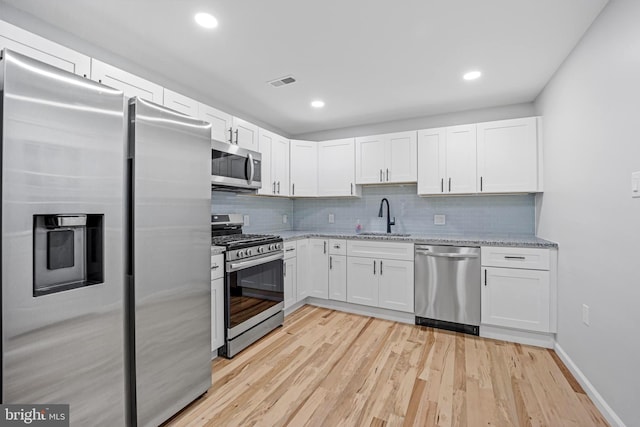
[419,252,479,259]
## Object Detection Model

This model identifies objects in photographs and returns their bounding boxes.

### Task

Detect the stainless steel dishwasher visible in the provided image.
[415,245,481,335]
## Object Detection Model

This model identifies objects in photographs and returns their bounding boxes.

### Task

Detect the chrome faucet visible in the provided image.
[378,198,396,233]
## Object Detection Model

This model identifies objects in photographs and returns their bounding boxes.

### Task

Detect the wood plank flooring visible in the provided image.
[165,306,609,427]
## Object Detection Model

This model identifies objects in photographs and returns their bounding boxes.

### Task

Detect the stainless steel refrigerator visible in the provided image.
[1,49,127,425]
[126,97,212,427]
[1,49,212,426]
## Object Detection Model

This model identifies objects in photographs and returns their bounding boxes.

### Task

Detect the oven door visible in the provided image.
[211,140,262,191]
[225,252,284,340]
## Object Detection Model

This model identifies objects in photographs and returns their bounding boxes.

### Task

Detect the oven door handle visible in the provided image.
[227,252,284,273]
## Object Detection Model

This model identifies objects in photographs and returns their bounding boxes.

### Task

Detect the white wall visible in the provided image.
[535,0,640,425]
[293,103,535,140]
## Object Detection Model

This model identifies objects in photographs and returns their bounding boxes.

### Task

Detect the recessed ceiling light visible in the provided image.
[463,70,482,81]
[194,12,218,29]
[311,100,325,108]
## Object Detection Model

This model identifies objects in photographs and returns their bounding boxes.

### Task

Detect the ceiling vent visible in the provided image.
[268,75,296,87]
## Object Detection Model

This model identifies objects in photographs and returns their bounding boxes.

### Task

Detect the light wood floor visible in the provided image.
[165,305,609,427]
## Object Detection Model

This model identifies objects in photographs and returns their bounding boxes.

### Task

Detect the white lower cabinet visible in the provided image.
[378,259,414,313]
[296,239,311,301]
[328,255,347,302]
[308,239,329,299]
[211,253,224,356]
[481,246,556,334]
[284,257,297,309]
[346,256,378,307]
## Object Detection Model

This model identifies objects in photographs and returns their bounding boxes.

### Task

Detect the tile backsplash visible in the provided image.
[212,185,535,236]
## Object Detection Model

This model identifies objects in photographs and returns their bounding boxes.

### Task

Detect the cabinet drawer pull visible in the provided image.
[285,248,295,252]
[211,264,219,270]
[504,256,526,260]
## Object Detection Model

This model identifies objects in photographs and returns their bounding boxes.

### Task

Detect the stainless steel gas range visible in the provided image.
[211,215,284,358]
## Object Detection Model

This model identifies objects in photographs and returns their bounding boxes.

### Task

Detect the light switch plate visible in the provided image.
[434,214,446,225]
[632,171,640,198]
[243,215,250,226]
[328,213,335,224]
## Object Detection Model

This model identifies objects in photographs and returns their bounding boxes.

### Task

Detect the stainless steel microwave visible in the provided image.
[211,140,262,192]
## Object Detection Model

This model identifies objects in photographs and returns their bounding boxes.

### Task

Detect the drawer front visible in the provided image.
[211,253,224,280]
[347,240,414,261]
[329,239,347,255]
[284,241,297,259]
[481,247,550,270]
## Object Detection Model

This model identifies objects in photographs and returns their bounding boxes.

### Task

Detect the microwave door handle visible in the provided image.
[247,153,255,184]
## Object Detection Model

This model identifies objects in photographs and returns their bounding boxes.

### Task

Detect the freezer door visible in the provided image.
[129,98,212,427]
[1,50,127,425]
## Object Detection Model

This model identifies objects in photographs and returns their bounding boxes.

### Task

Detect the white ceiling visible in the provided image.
[1,0,608,136]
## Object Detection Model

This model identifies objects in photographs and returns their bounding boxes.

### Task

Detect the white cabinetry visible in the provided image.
[90,59,163,102]
[308,239,329,299]
[211,253,224,355]
[290,140,318,197]
[163,89,199,117]
[355,131,417,184]
[418,125,477,195]
[283,241,298,309]
[296,239,311,301]
[477,117,540,193]
[318,138,357,197]
[481,247,556,333]
[328,240,347,301]
[231,117,259,151]
[258,129,289,196]
[0,20,91,77]
[198,104,233,143]
[346,240,414,312]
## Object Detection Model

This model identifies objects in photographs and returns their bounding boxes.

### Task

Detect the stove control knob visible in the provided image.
[246,249,253,256]
[257,247,264,254]
[236,250,244,258]
[269,244,276,250]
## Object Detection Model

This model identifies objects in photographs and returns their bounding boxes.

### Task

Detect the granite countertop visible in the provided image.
[211,245,226,255]
[275,230,557,248]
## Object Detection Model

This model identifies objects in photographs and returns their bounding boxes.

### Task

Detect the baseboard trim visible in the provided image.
[305,297,415,324]
[284,299,307,316]
[554,343,626,427]
[480,324,555,348]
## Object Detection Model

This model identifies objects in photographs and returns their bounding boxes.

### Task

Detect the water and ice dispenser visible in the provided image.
[33,214,104,296]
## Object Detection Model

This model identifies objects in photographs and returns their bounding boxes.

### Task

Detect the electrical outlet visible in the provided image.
[632,171,640,198]
[328,213,335,224]
[434,214,446,225]
[582,304,590,326]
[243,215,250,227]
[282,214,288,224]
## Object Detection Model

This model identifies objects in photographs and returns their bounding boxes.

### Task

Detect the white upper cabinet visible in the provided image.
[231,117,259,151]
[257,129,289,197]
[163,89,199,117]
[318,138,356,197]
[477,117,540,193]
[418,125,476,195]
[198,104,233,143]
[0,20,91,77]
[272,134,290,197]
[290,140,318,197]
[90,59,163,102]
[355,131,417,184]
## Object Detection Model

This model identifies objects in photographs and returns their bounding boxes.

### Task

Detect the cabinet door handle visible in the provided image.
[441,178,444,193]
[330,256,333,270]
[323,241,327,254]
[480,176,483,192]
[292,183,295,195]
[273,181,276,194]
[380,260,383,275]
[234,129,239,144]
[448,177,451,192]
[373,260,376,275]
[504,256,526,260]
[277,181,281,194]
[484,269,487,286]
[228,127,233,144]
[351,183,353,195]
[380,169,383,182]
[386,168,389,181]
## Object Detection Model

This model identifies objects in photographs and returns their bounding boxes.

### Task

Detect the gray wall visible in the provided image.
[294,186,535,236]
[293,103,536,141]
[535,0,638,424]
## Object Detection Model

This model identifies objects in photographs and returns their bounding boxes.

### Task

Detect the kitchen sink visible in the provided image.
[360,232,411,237]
